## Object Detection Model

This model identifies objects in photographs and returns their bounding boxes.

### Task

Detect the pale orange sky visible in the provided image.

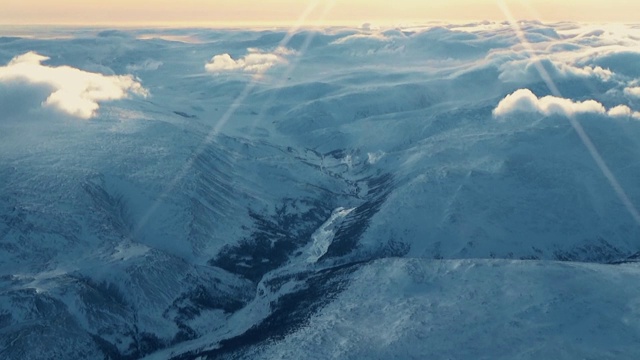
[2,0,640,26]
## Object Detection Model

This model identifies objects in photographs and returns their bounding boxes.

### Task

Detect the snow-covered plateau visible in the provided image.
[2,21,640,359]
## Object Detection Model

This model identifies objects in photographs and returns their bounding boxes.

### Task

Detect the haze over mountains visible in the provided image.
[2,21,640,359]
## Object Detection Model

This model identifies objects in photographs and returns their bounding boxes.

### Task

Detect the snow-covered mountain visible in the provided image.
[2,22,640,359]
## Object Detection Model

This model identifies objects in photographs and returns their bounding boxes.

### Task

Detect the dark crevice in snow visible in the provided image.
[553,238,628,264]
[209,198,333,283]
[320,173,395,260]
[173,260,370,360]
[176,172,396,359]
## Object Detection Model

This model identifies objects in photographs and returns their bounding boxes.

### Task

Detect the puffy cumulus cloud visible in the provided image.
[624,86,640,98]
[607,105,640,119]
[608,105,632,117]
[205,47,294,74]
[494,89,640,119]
[0,52,147,119]
[493,89,608,118]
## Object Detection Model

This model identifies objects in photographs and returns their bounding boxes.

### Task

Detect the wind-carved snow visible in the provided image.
[367,151,385,165]
[112,241,151,261]
[307,207,356,263]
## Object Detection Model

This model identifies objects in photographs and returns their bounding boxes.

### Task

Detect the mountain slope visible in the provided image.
[2,22,640,359]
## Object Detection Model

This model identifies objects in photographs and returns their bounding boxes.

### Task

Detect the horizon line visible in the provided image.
[0,19,636,30]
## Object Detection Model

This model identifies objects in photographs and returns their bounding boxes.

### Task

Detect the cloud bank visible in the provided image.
[0,52,147,119]
[205,47,294,74]
[498,58,613,83]
[493,89,640,118]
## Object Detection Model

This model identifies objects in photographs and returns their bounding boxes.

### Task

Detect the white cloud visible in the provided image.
[607,105,640,120]
[498,57,613,83]
[608,105,632,117]
[205,47,294,74]
[607,105,640,119]
[331,33,391,45]
[360,23,380,31]
[493,88,607,117]
[579,49,640,78]
[0,52,147,119]
[624,86,640,98]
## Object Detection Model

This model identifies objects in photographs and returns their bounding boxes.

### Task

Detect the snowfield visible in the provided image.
[2,21,640,359]
[248,259,640,360]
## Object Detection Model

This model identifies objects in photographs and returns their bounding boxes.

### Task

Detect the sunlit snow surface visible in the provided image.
[2,22,640,359]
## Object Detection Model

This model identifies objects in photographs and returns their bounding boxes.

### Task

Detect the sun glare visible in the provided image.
[1,0,640,27]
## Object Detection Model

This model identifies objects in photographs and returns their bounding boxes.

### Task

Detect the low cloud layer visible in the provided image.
[493,89,640,118]
[0,52,147,119]
[205,47,294,74]
[498,58,613,83]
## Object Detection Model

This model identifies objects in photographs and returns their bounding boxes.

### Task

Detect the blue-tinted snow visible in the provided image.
[1,21,640,359]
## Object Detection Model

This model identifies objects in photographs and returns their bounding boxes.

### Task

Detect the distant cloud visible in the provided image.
[624,86,640,98]
[494,89,640,119]
[582,50,640,78]
[330,33,391,45]
[0,52,147,119]
[126,59,163,72]
[205,47,294,74]
[493,89,608,117]
[498,57,613,83]
[607,105,640,119]
[360,23,380,31]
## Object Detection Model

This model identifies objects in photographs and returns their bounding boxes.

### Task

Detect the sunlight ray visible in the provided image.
[498,0,640,226]
[247,0,338,138]
[132,0,324,240]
